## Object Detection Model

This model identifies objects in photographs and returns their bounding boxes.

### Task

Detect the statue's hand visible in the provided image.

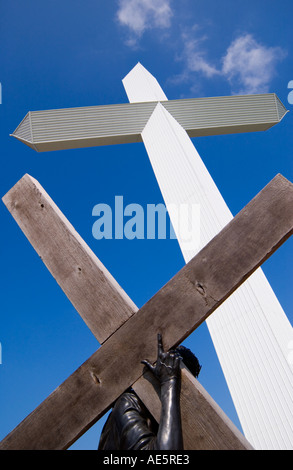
[142,334,181,385]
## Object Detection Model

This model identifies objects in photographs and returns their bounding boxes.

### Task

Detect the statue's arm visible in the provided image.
[142,334,183,450]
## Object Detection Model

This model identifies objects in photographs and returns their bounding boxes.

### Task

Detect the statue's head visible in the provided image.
[176,345,202,378]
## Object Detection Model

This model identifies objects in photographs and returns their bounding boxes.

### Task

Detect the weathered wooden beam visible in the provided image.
[2,174,137,344]
[1,173,292,450]
[1,174,254,451]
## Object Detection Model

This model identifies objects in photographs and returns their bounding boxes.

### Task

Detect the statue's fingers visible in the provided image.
[175,354,182,366]
[157,333,164,357]
[167,350,175,363]
[141,359,155,373]
[168,350,181,368]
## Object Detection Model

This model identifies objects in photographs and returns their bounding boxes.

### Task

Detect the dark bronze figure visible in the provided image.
[98,334,201,450]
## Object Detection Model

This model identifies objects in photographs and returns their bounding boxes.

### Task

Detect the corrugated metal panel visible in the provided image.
[163,94,287,137]
[29,102,156,140]
[11,112,33,144]
[11,93,287,152]
[19,101,157,152]
[274,94,288,121]
[10,102,156,151]
[125,65,293,450]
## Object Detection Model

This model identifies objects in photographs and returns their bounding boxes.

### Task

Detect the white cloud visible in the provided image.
[174,31,286,95]
[116,2,286,95]
[180,31,220,79]
[222,34,286,94]
[117,0,173,36]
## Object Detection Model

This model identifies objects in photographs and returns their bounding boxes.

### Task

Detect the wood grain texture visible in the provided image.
[2,174,137,344]
[1,173,292,450]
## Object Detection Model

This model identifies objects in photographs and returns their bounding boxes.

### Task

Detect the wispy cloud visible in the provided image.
[221,34,286,94]
[117,0,173,42]
[177,31,286,95]
[180,30,220,79]
[116,2,286,95]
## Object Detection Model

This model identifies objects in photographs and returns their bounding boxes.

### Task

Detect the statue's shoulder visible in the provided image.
[114,388,142,413]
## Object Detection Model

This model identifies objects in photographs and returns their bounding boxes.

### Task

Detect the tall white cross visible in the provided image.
[11,63,292,450]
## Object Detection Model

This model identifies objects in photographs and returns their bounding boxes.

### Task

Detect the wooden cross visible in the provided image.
[1,172,292,450]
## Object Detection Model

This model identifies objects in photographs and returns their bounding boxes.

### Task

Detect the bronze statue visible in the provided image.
[98,334,201,450]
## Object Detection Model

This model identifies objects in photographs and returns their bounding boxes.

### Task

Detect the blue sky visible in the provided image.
[0,0,292,450]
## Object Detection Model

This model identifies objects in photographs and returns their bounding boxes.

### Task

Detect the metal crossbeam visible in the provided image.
[10,94,287,152]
